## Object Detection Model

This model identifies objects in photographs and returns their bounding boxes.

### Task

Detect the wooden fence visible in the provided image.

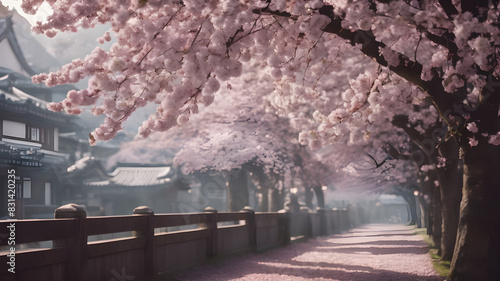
[0,204,356,281]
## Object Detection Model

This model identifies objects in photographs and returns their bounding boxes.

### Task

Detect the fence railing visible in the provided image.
[0,204,357,281]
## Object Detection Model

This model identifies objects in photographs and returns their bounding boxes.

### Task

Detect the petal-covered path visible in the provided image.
[174,224,443,281]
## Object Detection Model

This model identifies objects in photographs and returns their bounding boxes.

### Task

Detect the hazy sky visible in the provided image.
[1,0,52,25]
[2,0,114,75]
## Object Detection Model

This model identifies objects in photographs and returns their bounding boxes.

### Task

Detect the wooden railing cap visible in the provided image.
[300,206,311,213]
[55,203,86,219]
[240,206,254,213]
[133,206,154,215]
[204,206,217,213]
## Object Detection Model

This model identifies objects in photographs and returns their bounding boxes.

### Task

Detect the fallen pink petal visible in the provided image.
[176,224,442,281]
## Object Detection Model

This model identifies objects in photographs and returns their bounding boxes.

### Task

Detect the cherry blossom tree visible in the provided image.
[335,104,458,261]
[392,108,462,261]
[336,147,426,228]
[172,73,292,176]
[171,69,298,212]
[110,65,329,211]
[22,0,500,279]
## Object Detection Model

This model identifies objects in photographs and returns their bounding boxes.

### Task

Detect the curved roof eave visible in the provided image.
[0,16,37,76]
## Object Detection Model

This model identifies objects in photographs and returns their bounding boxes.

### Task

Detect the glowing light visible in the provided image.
[413,190,419,196]
[321,185,327,191]
[290,187,298,194]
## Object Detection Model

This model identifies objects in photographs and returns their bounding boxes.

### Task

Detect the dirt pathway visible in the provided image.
[175,224,443,281]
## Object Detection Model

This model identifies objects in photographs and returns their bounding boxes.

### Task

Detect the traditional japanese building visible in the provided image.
[82,163,189,215]
[1,6,228,217]
[0,70,81,218]
[0,9,83,219]
[62,159,230,216]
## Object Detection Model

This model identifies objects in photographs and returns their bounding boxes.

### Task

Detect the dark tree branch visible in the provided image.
[384,143,412,160]
[316,5,465,116]
[366,153,391,168]
[368,1,460,65]
[461,0,492,21]
[417,26,459,64]
[316,5,428,91]
[253,4,469,118]
[438,0,459,20]
[392,114,442,160]
[253,5,434,91]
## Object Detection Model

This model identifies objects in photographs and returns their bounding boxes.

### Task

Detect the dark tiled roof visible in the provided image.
[65,156,109,181]
[88,165,173,187]
[0,89,78,130]
[111,166,172,186]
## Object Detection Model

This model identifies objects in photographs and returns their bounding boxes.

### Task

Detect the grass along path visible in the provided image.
[413,227,451,278]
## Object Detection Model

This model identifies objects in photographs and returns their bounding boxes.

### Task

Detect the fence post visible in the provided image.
[54,203,87,281]
[301,206,313,238]
[332,208,340,234]
[324,209,332,234]
[240,206,257,250]
[316,207,327,236]
[277,209,291,245]
[203,207,218,257]
[341,208,348,231]
[133,206,156,278]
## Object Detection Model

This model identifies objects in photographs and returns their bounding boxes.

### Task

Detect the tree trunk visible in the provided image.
[418,195,428,228]
[406,203,411,224]
[269,188,282,212]
[431,182,443,254]
[305,187,314,209]
[448,143,500,280]
[415,195,423,228]
[401,191,418,225]
[250,167,279,212]
[427,208,432,236]
[313,186,325,208]
[436,139,462,261]
[258,184,269,212]
[227,169,249,212]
